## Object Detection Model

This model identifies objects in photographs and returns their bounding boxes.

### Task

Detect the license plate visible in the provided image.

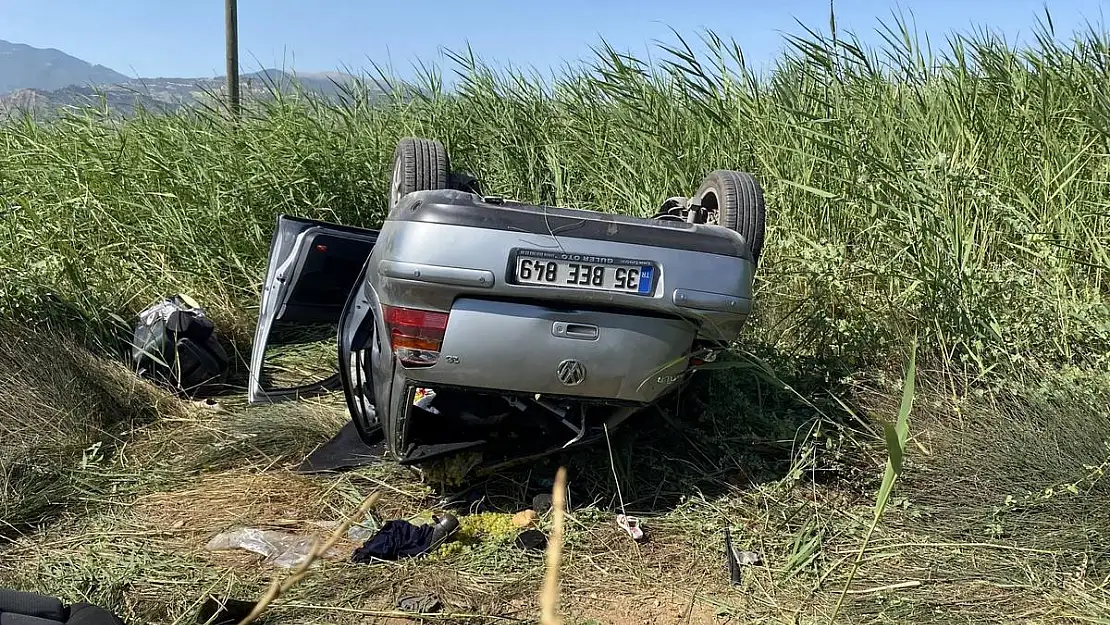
[511,249,655,295]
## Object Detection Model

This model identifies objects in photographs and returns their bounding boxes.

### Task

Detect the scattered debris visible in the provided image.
[734,550,762,566]
[205,527,341,568]
[351,514,459,563]
[416,452,485,487]
[235,492,383,625]
[512,509,538,528]
[724,527,763,586]
[616,514,644,541]
[296,420,386,474]
[515,528,547,552]
[605,424,647,542]
[433,511,527,558]
[346,511,381,542]
[414,387,439,413]
[397,593,442,614]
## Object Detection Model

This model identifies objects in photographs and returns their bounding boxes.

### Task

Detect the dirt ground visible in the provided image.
[117,464,748,624]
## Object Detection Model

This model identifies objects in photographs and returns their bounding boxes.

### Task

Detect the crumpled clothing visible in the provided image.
[351,519,434,562]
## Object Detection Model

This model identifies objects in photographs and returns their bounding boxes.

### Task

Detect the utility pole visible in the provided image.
[225,0,240,116]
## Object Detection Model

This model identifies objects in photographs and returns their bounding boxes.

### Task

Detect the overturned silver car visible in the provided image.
[248,138,766,472]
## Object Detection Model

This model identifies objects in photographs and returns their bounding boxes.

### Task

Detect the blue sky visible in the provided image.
[2,0,1107,79]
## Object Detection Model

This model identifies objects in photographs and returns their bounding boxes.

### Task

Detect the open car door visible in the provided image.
[248,214,378,404]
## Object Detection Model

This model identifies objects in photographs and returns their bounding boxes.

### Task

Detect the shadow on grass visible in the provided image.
[439,345,876,518]
[4,286,881,538]
[10,289,338,401]
[6,289,254,395]
[137,318,341,398]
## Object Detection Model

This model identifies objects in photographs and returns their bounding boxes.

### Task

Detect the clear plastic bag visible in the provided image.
[205,527,336,568]
[347,514,381,542]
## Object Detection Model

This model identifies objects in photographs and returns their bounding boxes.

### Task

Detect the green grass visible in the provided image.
[2,10,1110,624]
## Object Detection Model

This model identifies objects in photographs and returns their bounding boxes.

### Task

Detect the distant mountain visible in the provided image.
[0,39,130,93]
[0,40,383,118]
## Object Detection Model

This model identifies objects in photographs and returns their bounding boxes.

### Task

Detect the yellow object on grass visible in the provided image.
[432,512,522,558]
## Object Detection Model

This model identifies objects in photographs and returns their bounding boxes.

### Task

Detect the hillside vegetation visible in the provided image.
[2,14,1110,625]
[0,39,129,93]
[0,69,379,119]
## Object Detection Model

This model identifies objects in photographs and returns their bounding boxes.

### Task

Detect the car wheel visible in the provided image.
[694,170,766,265]
[389,137,450,208]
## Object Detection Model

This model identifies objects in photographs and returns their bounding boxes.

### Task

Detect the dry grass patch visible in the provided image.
[132,469,363,558]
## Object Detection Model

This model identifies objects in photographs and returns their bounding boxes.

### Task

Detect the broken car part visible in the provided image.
[725,527,763,586]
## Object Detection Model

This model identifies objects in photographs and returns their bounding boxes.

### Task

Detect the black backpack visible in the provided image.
[130,294,230,396]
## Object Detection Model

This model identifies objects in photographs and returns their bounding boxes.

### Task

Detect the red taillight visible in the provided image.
[383,305,449,367]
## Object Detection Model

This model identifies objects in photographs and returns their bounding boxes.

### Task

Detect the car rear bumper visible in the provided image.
[397,297,696,403]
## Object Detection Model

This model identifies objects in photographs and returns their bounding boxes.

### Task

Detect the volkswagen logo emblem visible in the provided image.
[557,359,586,386]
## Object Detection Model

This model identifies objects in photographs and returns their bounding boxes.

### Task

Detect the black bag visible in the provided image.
[130,294,229,396]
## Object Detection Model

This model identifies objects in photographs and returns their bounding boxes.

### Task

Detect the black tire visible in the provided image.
[694,170,766,265]
[389,137,450,208]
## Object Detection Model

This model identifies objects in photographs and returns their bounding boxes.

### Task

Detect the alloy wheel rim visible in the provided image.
[390,158,403,207]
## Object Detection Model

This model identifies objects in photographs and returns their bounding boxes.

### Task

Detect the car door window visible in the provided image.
[249,214,378,404]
